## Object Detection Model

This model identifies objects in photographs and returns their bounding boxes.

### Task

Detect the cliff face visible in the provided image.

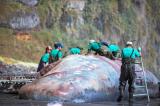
[0,0,159,78]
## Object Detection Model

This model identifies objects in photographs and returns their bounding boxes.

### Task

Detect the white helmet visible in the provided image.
[126,41,133,45]
[89,39,95,43]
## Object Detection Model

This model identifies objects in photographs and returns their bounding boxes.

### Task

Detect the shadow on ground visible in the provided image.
[0,93,159,106]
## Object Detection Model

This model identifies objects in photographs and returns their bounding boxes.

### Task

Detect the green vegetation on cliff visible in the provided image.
[0,0,159,78]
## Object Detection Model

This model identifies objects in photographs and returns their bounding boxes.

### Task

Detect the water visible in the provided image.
[0,92,160,106]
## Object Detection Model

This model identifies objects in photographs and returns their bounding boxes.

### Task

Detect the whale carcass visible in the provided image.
[19,55,159,102]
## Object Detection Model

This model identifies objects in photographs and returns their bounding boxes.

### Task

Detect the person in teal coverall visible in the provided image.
[49,42,63,63]
[37,46,52,72]
[87,40,104,55]
[117,41,141,102]
[69,47,83,55]
[107,44,120,57]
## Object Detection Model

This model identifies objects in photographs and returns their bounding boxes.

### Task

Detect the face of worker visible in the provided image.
[47,49,51,53]
[58,47,62,50]
[126,44,133,47]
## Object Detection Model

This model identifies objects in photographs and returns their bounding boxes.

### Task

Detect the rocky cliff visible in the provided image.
[0,0,159,78]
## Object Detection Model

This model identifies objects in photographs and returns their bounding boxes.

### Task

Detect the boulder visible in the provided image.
[9,11,40,30]
[16,0,39,6]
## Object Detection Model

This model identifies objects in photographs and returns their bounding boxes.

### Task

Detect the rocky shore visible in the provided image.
[0,57,38,93]
[0,57,37,76]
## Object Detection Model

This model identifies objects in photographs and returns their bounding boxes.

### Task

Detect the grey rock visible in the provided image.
[9,11,40,30]
[0,61,37,76]
[16,0,39,6]
[67,0,85,11]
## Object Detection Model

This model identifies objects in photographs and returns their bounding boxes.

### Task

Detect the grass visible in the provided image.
[0,27,99,63]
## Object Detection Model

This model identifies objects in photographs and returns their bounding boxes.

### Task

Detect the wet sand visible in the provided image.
[0,93,159,106]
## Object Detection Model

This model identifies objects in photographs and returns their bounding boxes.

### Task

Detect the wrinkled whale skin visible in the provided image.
[19,55,159,102]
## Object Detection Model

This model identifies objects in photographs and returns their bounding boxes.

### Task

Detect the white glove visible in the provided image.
[138,47,141,52]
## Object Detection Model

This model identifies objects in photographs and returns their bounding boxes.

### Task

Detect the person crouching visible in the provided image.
[37,46,52,72]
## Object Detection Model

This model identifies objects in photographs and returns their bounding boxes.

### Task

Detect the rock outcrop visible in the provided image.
[16,0,39,6]
[9,11,40,30]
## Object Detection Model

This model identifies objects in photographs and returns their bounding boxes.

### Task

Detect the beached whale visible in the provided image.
[19,55,159,102]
